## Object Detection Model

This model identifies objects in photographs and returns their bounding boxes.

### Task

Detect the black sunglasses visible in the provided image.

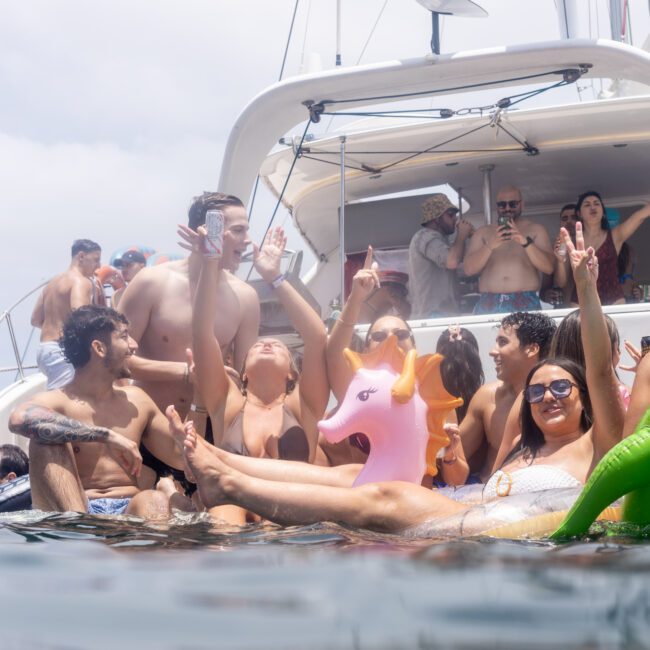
[496,200,521,209]
[524,379,577,404]
[369,328,411,343]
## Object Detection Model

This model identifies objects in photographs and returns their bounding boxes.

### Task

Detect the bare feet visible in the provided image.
[182,424,232,509]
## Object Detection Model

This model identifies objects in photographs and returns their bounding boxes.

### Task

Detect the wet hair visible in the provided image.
[187,192,245,230]
[0,444,29,479]
[71,239,101,257]
[59,305,128,369]
[435,328,484,423]
[499,311,556,359]
[560,203,576,216]
[549,309,619,368]
[576,190,609,231]
[510,358,592,462]
[363,315,415,349]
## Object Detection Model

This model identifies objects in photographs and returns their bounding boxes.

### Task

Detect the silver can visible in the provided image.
[205,210,224,258]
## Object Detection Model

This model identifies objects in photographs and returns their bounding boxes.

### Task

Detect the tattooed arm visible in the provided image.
[9,403,142,476]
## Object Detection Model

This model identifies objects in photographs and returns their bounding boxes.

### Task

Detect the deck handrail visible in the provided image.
[0,280,49,383]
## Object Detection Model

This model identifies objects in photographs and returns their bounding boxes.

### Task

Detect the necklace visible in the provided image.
[245,394,286,410]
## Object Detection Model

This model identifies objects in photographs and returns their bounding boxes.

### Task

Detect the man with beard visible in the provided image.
[408,194,474,318]
[9,306,187,517]
[464,186,555,314]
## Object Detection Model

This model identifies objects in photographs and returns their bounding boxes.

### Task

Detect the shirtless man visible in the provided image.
[31,239,102,389]
[118,193,260,418]
[111,250,146,309]
[464,186,555,314]
[9,305,186,517]
[459,311,556,481]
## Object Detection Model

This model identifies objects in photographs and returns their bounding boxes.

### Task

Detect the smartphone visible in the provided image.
[497,214,511,229]
[641,336,650,357]
[205,210,224,258]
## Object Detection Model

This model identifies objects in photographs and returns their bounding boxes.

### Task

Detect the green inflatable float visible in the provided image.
[550,407,650,539]
[482,408,650,540]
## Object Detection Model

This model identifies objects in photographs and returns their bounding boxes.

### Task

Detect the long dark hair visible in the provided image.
[436,328,484,423]
[576,190,609,231]
[549,309,619,368]
[504,358,592,464]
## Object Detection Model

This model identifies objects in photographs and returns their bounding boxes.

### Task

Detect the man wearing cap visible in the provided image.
[463,186,555,314]
[112,250,146,309]
[408,193,474,318]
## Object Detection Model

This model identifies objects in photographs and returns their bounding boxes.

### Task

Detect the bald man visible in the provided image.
[463,186,555,314]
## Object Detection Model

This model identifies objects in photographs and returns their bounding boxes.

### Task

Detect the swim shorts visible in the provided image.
[87,497,131,515]
[36,341,75,390]
[473,290,541,315]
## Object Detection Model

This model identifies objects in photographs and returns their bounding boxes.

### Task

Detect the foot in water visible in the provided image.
[182,420,232,509]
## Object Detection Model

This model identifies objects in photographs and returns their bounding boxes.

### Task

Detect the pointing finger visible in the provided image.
[363,246,374,270]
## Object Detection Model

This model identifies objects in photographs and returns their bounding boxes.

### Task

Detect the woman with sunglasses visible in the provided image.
[555,191,650,306]
[483,221,625,497]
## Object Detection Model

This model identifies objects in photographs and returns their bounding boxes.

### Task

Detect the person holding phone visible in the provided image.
[463,186,555,314]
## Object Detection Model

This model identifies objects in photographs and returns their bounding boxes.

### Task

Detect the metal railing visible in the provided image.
[0,281,48,381]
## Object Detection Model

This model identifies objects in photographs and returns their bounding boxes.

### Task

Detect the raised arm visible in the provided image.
[564,224,624,459]
[9,400,142,476]
[232,284,260,372]
[192,248,231,418]
[612,203,650,251]
[326,246,379,402]
[254,227,329,418]
[623,354,650,438]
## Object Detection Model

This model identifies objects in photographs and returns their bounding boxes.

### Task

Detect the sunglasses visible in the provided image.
[524,379,577,404]
[369,328,412,343]
[496,200,521,209]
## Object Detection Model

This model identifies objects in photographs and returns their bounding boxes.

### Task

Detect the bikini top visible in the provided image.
[483,464,582,499]
[222,401,310,462]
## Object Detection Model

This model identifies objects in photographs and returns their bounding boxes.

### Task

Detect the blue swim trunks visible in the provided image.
[87,497,131,515]
[473,290,541,315]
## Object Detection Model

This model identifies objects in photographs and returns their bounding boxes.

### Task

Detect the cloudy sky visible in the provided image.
[1,0,648,373]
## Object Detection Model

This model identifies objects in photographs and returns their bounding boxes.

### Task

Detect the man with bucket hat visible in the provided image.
[408,193,473,318]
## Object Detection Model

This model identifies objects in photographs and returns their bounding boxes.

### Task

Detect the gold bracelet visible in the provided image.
[337,317,355,327]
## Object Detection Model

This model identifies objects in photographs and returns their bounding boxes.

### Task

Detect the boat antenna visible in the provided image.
[414,0,487,54]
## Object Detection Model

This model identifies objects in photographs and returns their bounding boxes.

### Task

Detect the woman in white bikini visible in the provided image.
[174,223,625,533]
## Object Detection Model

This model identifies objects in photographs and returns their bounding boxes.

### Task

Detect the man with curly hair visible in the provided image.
[9,306,187,517]
[459,311,557,481]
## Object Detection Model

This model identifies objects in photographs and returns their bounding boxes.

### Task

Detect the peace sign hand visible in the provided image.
[561,222,598,287]
[350,246,380,301]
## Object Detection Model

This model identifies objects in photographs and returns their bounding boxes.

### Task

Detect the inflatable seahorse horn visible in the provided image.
[318,335,463,486]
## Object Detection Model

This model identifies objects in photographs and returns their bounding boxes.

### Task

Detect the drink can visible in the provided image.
[642,284,650,302]
[205,210,224,258]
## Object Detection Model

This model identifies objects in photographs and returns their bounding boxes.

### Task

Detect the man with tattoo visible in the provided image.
[9,305,187,517]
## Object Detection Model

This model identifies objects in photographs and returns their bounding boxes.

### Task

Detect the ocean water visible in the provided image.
[2,512,650,650]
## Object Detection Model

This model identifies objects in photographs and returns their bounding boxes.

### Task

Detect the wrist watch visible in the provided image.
[522,236,534,248]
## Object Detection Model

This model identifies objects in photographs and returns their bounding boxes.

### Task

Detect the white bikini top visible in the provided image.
[483,464,582,499]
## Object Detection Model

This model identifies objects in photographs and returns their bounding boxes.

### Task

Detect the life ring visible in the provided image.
[0,474,32,513]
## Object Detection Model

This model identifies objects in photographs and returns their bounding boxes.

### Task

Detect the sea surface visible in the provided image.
[1,511,650,650]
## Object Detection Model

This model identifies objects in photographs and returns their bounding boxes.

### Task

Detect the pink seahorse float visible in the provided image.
[318,335,463,486]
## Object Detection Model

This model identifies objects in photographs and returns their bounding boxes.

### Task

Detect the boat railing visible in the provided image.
[0,282,47,381]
